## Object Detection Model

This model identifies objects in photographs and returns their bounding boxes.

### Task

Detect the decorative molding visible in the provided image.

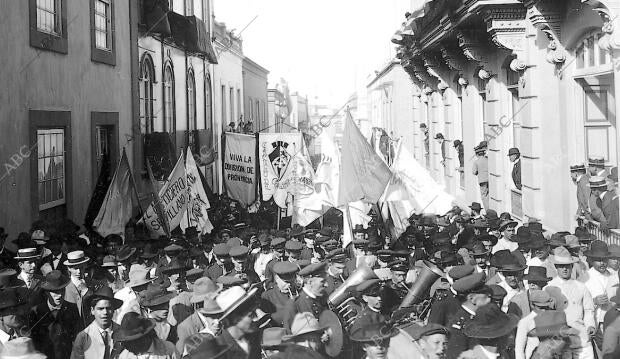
[456,29,496,76]
[483,5,530,71]
[583,0,620,51]
[439,42,468,72]
[422,51,445,80]
[520,0,566,64]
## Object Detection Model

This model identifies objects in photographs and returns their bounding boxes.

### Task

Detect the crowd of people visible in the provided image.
[3,195,620,359]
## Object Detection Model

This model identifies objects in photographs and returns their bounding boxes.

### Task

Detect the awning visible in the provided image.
[143,0,171,36]
[168,12,218,64]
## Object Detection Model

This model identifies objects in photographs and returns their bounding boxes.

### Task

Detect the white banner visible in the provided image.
[259,133,314,208]
[224,133,257,205]
[181,148,213,234]
[142,154,189,236]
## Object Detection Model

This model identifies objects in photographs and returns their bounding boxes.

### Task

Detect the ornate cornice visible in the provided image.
[520,0,566,64]
[421,51,446,80]
[439,42,468,72]
[583,0,620,51]
[456,29,495,78]
[412,57,439,88]
[483,5,529,71]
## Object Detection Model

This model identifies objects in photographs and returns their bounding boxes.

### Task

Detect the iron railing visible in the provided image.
[577,218,620,245]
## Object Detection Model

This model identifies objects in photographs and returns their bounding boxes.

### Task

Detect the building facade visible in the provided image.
[394,0,620,233]
[290,92,309,132]
[135,0,218,195]
[242,57,269,133]
[0,0,133,234]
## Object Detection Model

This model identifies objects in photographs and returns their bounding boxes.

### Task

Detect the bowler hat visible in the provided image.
[469,202,482,211]
[524,266,551,282]
[574,227,596,242]
[453,140,462,148]
[463,303,519,339]
[508,148,520,156]
[498,220,518,232]
[583,240,611,258]
[496,252,527,272]
[512,227,532,244]
[40,270,70,291]
[113,312,156,342]
[141,287,176,307]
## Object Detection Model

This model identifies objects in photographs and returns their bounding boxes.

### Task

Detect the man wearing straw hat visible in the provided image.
[114,268,156,323]
[548,246,596,359]
[62,250,91,323]
[214,286,261,359]
[14,248,44,306]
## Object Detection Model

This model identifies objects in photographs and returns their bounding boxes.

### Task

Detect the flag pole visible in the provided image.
[184,147,192,228]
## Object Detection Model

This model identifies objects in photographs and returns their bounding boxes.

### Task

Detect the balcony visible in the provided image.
[578,218,620,245]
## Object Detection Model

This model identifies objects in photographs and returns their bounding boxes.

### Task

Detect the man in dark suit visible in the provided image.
[283,262,328,329]
[217,286,262,359]
[508,147,522,190]
[261,261,298,327]
[176,296,223,354]
[196,235,217,269]
[220,246,260,286]
[42,235,67,274]
[589,176,619,230]
[571,164,590,219]
[446,272,492,359]
[14,247,44,307]
[30,270,82,359]
[206,243,232,280]
[323,249,346,296]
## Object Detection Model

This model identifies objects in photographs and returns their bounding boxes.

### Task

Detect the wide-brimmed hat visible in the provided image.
[185,335,232,359]
[282,312,327,341]
[40,270,70,291]
[512,227,531,244]
[528,310,578,337]
[217,286,259,320]
[469,202,483,211]
[161,259,190,275]
[574,227,596,242]
[498,220,518,232]
[126,268,156,288]
[116,246,137,262]
[584,240,611,259]
[63,250,90,266]
[550,246,579,265]
[199,297,225,316]
[31,230,48,245]
[262,327,288,347]
[14,248,40,260]
[0,268,17,278]
[463,303,519,339]
[101,255,118,268]
[470,242,489,256]
[475,234,498,247]
[495,251,527,272]
[0,288,29,316]
[529,289,555,309]
[349,322,398,343]
[524,266,551,282]
[85,285,123,309]
[141,288,176,308]
[0,337,46,359]
[471,218,488,229]
[190,277,222,304]
[113,312,156,342]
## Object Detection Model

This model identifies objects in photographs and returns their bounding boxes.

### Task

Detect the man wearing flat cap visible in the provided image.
[220,245,260,286]
[388,322,449,359]
[263,237,287,289]
[323,248,346,296]
[283,262,328,329]
[446,272,492,359]
[262,261,299,326]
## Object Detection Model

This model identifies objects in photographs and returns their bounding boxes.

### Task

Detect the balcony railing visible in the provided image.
[577,218,620,245]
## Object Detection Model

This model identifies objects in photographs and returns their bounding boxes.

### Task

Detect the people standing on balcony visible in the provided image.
[435,133,447,166]
[472,144,490,210]
[588,177,619,231]
[509,148,522,190]
[469,202,484,220]
[454,139,465,170]
[571,164,591,221]
[589,157,609,178]
[420,123,429,159]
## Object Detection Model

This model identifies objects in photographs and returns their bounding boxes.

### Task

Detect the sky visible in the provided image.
[213,0,412,107]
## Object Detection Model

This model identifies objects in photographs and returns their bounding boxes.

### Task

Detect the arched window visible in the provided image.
[187,70,196,131]
[163,64,175,133]
[576,32,611,70]
[205,74,212,131]
[139,55,155,134]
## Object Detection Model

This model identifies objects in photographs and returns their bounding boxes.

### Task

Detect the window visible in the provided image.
[506,65,521,148]
[576,32,611,70]
[37,129,65,211]
[36,0,60,34]
[91,112,118,185]
[90,0,115,65]
[139,55,155,134]
[582,78,616,163]
[478,76,488,138]
[163,64,175,133]
[237,89,242,122]
[221,85,227,128]
[187,70,196,131]
[185,0,194,16]
[230,87,235,125]
[29,0,68,53]
[205,75,213,131]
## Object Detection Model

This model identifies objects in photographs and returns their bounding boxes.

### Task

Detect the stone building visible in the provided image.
[394,0,620,234]
[0,0,133,233]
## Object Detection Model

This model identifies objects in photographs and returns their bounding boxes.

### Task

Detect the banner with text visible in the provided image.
[224,133,257,205]
[259,132,314,208]
[142,154,189,236]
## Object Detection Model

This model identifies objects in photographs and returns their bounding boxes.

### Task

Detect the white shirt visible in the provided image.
[583,266,618,324]
[303,287,317,299]
[515,311,538,359]
[492,237,518,254]
[253,252,274,281]
[18,271,33,288]
[97,325,113,357]
[52,254,62,269]
[197,311,215,336]
[0,328,10,344]
[497,273,522,312]
[71,276,89,296]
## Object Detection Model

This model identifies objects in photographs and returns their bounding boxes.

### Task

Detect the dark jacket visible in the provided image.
[428,291,460,326]
[446,305,475,359]
[261,288,294,327]
[512,159,522,190]
[323,273,343,297]
[283,290,327,329]
[217,328,261,359]
[30,300,83,359]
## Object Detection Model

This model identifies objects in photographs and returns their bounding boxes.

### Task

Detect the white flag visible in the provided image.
[142,154,189,236]
[181,148,213,234]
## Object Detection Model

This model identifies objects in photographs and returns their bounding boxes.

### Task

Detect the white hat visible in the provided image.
[14,248,40,260]
[216,286,246,312]
[63,251,90,266]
